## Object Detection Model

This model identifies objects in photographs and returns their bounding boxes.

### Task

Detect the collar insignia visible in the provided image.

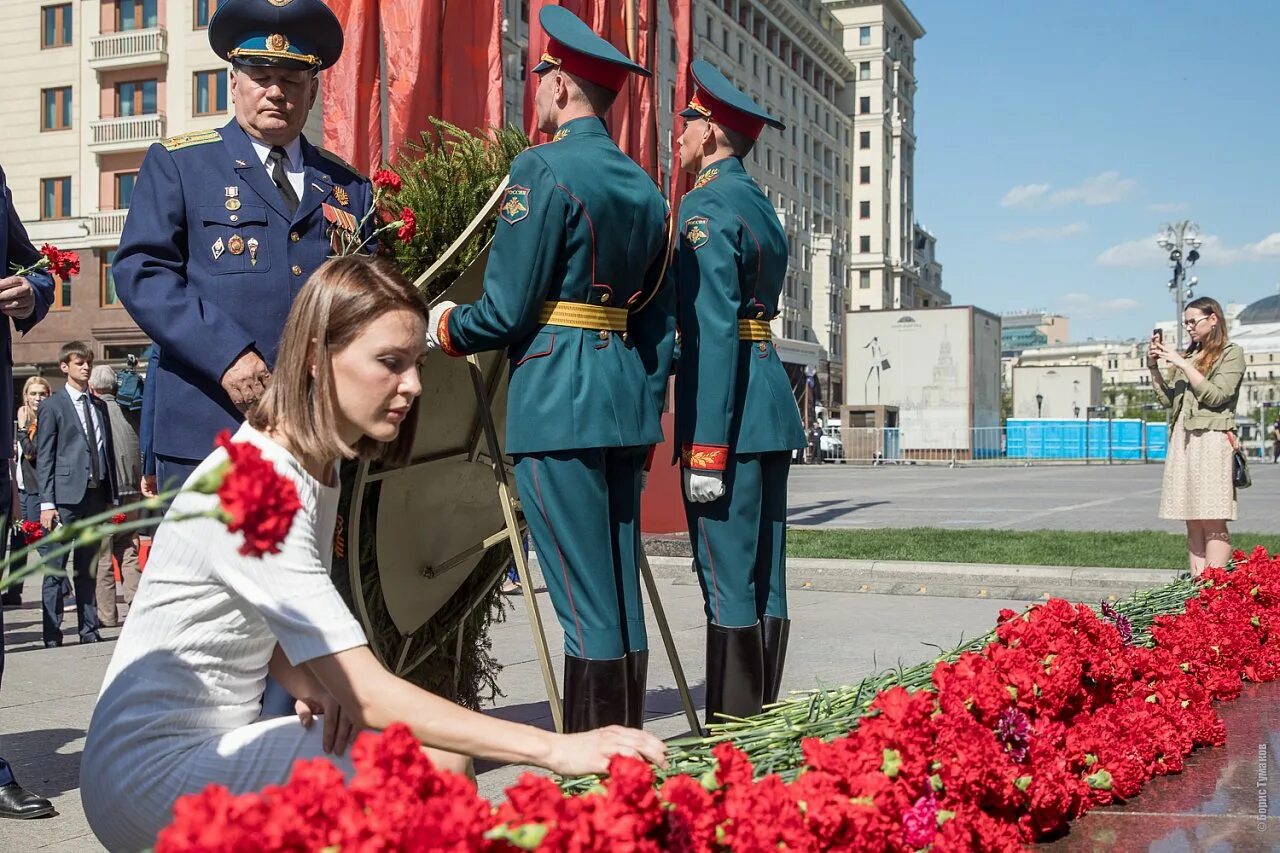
[693,168,719,190]
[553,128,570,142]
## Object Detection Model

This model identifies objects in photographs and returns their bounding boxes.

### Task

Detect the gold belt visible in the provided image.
[738,319,773,341]
[538,301,629,332]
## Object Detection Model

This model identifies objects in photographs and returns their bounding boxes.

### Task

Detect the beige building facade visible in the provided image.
[2,0,236,375]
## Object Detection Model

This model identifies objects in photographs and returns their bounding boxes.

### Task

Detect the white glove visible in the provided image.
[424,300,457,350]
[683,468,725,503]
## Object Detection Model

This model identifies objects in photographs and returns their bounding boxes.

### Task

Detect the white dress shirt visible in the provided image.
[41,385,109,510]
[247,135,305,201]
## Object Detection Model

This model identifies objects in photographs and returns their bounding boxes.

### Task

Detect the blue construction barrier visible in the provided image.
[1005,418,1166,461]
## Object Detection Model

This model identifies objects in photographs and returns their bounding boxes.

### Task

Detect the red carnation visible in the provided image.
[19,519,45,545]
[212,430,302,558]
[371,168,402,193]
[396,207,416,242]
[39,244,80,279]
[110,513,127,525]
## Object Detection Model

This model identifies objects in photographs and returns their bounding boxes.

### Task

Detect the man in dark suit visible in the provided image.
[36,341,119,647]
[0,163,57,818]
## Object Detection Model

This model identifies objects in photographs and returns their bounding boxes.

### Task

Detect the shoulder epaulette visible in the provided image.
[316,146,359,176]
[162,129,221,152]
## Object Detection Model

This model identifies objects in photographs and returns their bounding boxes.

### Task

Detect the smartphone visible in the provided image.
[1152,328,1162,344]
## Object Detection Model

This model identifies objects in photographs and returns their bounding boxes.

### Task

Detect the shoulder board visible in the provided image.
[162,129,222,152]
[316,146,359,176]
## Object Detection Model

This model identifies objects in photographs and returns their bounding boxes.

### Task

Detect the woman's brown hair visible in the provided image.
[1183,295,1229,374]
[248,255,428,467]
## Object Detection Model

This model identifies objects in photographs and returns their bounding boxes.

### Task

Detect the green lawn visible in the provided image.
[787,528,1280,569]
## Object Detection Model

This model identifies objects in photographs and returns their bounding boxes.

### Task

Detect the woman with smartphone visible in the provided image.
[1147,297,1246,575]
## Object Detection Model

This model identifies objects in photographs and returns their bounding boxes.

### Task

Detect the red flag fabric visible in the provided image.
[666,0,694,212]
[322,0,383,176]
[380,0,440,162]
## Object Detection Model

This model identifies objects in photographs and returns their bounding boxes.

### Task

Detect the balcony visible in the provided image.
[89,27,168,71]
[88,210,130,245]
[89,114,165,154]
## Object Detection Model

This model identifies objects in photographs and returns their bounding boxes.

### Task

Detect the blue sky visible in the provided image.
[907,0,1280,340]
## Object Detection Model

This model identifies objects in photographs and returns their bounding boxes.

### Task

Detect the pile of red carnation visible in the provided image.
[157,547,1280,852]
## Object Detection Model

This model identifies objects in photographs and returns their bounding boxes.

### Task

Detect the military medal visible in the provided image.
[333,186,349,207]
[224,186,241,211]
[212,237,225,260]
[228,234,245,255]
[247,237,259,266]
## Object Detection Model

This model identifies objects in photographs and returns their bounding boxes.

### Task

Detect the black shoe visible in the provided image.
[43,640,63,649]
[761,616,791,706]
[624,649,649,729]
[562,655,628,733]
[79,634,103,644]
[0,782,55,819]
[704,622,764,729]
[0,590,20,606]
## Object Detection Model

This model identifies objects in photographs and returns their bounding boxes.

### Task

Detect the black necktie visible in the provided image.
[81,395,101,488]
[268,146,300,215]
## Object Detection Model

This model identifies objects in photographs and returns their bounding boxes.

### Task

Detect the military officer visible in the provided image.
[673,60,806,727]
[426,7,675,732]
[114,0,371,490]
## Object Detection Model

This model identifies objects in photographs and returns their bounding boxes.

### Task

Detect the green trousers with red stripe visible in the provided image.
[514,447,648,659]
[684,451,790,627]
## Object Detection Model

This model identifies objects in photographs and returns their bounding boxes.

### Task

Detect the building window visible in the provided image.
[859,26,871,46]
[859,165,871,184]
[859,130,870,149]
[41,87,72,131]
[859,200,871,219]
[101,250,120,307]
[40,176,71,220]
[116,79,158,116]
[41,4,73,48]
[860,270,871,289]
[193,70,228,115]
[194,0,220,29]
[116,0,158,30]
[859,95,871,115]
[859,60,871,80]
[114,172,138,208]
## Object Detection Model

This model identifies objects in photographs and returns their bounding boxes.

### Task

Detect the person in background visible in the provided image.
[6,376,52,606]
[1148,296,1246,576]
[89,365,143,627]
[0,159,57,819]
[81,255,664,850]
[1271,420,1279,464]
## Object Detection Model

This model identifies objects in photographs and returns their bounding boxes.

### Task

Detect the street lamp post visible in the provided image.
[1035,393,1043,419]
[1156,220,1203,351]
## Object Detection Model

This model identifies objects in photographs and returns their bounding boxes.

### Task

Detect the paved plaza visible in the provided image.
[788,461,1280,532]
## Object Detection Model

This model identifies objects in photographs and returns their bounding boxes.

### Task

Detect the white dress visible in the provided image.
[80,424,369,851]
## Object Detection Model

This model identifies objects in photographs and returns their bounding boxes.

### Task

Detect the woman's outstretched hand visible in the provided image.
[296,693,359,757]
[544,725,668,777]
[1149,339,1186,370]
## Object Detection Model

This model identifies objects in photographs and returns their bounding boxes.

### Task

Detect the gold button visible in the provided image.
[756,308,765,318]
[291,265,302,276]
[598,330,610,341]
[599,292,610,304]
[758,342,767,353]
[290,231,300,242]
[229,214,239,222]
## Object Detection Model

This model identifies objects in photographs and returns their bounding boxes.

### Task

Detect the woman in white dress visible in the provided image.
[1149,296,1246,575]
[81,256,665,851]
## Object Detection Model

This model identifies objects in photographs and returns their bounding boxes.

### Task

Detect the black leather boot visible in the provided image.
[761,615,791,705]
[624,649,649,729]
[562,655,629,733]
[704,622,764,728]
[0,781,54,820]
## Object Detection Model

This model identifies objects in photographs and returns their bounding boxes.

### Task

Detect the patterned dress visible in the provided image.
[1158,412,1237,521]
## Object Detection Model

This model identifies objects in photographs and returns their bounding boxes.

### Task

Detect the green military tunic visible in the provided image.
[440,115,674,658]
[675,156,805,628]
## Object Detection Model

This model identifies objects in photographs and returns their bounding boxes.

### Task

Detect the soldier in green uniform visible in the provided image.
[673,60,806,727]
[426,7,674,732]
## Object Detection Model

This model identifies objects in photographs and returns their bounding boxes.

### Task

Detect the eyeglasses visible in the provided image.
[1182,316,1211,329]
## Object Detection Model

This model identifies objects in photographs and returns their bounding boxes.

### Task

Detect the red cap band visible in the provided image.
[544,40,629,92]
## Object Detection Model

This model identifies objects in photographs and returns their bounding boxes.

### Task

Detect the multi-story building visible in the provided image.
[654,0,857,408]
[826,0,927,312]
[912,222,946,307]
[1,0,234,379]
[1000,310,1070,357]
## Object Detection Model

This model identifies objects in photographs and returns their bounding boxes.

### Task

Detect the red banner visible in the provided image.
[321,0,383,176]
[666,0,694,212]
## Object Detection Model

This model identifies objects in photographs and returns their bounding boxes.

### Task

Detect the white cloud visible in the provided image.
[1147,202,1189,214]
[1095,231,1280,268]
[1049,171,1136,207]
[998,223,1087,242]
[1000,183,1050,208]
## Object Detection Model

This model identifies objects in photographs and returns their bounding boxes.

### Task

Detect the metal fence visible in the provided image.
[808,420,1177,466]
